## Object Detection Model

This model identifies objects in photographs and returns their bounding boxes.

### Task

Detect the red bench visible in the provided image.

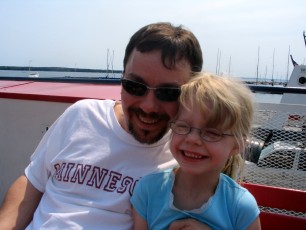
[242,183,306,230]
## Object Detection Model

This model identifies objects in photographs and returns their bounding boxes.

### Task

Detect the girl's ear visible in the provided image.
[229,139,244,156]
[229,148,239,156]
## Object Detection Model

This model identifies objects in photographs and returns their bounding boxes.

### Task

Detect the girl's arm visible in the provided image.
[132,207,148,230]
[246,217,261,230]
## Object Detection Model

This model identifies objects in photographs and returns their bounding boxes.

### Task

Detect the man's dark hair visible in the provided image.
[123,22,203,72]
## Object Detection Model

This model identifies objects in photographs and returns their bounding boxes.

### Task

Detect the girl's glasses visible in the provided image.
[170,120,233,142]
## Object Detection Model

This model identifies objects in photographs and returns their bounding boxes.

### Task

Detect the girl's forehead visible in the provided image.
[177,104,210,123]
[179,98,212,115]
[178,101,229,130]
[178,104,195,115]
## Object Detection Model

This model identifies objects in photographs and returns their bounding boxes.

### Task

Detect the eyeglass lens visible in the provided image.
[121,78,181,102]
[170,121,230,142]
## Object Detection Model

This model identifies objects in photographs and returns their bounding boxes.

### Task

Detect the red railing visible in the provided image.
[242,183,306,230]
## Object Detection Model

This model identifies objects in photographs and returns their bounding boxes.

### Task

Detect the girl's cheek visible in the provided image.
[170,135,182,154]
[170,134,177,147]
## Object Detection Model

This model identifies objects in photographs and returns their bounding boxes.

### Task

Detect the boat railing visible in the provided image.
[242,102,306,228]
[248,84,306,94]
[244,102,306,191]
[0,76,121,84]
[242,182,306,229]
[1,76,306,94]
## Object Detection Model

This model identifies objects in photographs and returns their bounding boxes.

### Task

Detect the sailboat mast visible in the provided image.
[106,49,109,78]
[28,60,32,72]
[216,48,219,74]
[256,47,260,85]
[272,48,275,85]
[218,50,221,75]
[111,50,114,78]
[286,46,290,82]
[228,55,231,76]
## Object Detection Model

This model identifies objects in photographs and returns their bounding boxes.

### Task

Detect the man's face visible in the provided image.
[121,49,191,144]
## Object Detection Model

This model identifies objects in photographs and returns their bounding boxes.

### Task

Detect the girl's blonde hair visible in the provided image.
[179,72,254,180]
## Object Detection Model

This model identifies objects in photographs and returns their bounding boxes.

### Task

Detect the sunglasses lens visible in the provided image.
[156,88,181,101]
[121,79,147,96]
[121,78,181,102]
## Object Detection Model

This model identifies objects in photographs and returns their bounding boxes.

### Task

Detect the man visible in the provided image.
[0,22,203,229]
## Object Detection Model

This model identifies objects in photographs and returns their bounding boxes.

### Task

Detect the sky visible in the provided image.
[0,0,305,80]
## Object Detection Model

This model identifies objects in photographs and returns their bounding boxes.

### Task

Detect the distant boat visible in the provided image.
[28,73,39,78]
[27,60,39,78]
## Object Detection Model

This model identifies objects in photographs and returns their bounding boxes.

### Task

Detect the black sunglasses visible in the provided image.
[121,78,181,102]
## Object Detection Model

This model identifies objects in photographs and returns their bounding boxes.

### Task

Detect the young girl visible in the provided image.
[130,73,261,230]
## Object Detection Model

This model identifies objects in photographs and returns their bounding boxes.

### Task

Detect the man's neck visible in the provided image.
[114,101,127,131]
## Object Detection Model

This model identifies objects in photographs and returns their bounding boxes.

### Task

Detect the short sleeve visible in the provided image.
[130,179,149,220]
[25,100,87,192]
[234,190,260,229]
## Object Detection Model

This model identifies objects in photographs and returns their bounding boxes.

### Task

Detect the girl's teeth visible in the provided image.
[184,152,204,159]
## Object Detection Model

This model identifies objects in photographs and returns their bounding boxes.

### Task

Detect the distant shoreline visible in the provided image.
[0,66,287,85]
[0,66,123,73]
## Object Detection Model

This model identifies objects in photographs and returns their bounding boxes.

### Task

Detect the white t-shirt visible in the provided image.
[25,99,177,230]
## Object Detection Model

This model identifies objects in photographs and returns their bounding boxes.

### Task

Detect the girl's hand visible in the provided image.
[169,218,212,230]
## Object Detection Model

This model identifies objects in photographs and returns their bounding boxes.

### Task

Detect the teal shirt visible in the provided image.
[131,170,259,230]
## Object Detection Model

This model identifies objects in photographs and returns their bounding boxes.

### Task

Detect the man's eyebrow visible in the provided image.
[125,73,143,82]
[125,73,181,88]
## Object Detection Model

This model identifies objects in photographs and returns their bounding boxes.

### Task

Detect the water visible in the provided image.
[0,70,282,104]
[254,93,281,104]
[0,70,122,79]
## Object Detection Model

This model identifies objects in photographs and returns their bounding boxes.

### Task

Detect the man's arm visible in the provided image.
[0,175,42,230]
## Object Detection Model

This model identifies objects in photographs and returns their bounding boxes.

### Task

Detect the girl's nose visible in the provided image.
[185,128,203,144]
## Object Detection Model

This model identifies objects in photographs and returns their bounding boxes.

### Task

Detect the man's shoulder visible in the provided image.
[73,99,115,108]
[62,99,116,120]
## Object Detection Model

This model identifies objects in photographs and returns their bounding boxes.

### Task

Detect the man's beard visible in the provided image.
[129,123,168,144]
[128,108,170,144]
